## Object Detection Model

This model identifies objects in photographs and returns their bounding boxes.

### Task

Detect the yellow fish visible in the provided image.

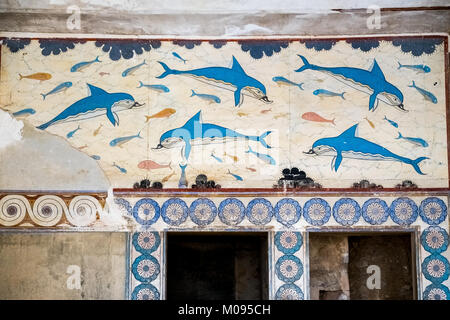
[224,152,238,163]
[93,124,103,136]
[78,144,88,150]
[237,112,249,117]
[162,171,176,183]
[274,113,289,119]
[19,73,52,81]
[145,108,176,123]
[364,117,375,129]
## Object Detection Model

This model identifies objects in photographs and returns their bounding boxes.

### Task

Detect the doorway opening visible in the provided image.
[308,231,417,300]
[166,232,268,300]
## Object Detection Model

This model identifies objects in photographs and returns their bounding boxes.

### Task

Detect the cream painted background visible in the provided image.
[0,38,447,189]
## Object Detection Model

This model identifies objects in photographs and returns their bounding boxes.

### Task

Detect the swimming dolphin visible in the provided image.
[304,124,428,175]
[37,84,144,130]
[295,55,405,112]
[156,56,272,107]
[153,110,272,162]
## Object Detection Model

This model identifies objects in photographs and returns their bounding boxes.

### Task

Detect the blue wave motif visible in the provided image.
[209,40,227,49]
[39,39,86,56]
[172,40,202,49]
[3,38,31,53]
[346,39,380,52]
[95,40,161,60]
[239,40,289,59]
[392,38,443,56]
[300,39,336,51]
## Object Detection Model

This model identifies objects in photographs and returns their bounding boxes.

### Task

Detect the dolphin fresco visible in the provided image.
[156,56,272,107]
[37,84,144,130]
[295,55,405,112]
[304,124,428,174]
[153,110,272,163]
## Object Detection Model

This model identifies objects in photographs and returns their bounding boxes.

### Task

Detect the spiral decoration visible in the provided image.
[30,195,67,226]
[67,196,101,227]
[0,195,30,226]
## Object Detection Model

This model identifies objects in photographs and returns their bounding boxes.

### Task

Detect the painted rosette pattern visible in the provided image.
[274,198,301,227]
[362,198,390,225]
[0,195,30,226]
[132,231,161,254]
[275,283,304,300]
[333,198,361,226]
[30,195,66,226]
[132,198,160,226]
[189,198,217,226]
[274,231,303,255]
[419,197,447,225]
[246,198,273,225]
[423,284,450,300]
[275,254,303,283]
[421,226,449,254]
[161,198,189,226]
[132,254,161,283]
[390,197,418,226]
[218,198,245,226]
[67,195,101,227]
[421,254,450,284]
[303,198,331,226]
[131,283,160,300]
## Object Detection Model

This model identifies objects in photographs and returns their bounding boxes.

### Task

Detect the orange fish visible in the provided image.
[78,144,88,150]
[261,108,272,114]
[19,73,51,81]
[93,124,103,136]
[246,167,256,172]
[162,171,176,183]
[364,117,375,129]
[224,152,238,162]
[145,108,176,122]
[301,112,335,125]
[138,160,172,171]
[99,72,110,76]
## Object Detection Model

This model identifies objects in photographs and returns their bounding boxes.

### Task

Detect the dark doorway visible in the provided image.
[166,232,268,300]
[309,232,416,300]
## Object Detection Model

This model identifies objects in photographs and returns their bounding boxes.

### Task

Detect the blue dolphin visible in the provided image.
[37,84,144,130]
[156,56,272,107]
[295,55,405,112]
[305,124,428,175]
[153,110,272,162]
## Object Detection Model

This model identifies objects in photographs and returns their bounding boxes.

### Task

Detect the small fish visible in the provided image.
[12,108,36,117]
[396,132,429,147]
[162,171,176,183]
[224,152,238,163]
[91,155,101,160]
[138,160,172,171]
[237,112,249,117]
[172,52,187,63]
[211,152,223,163]
[66,125,81,138]
[93,124,103,136]
[364,117,375,129]
[408,81,437,104]
[246,167,257,172]
[272,76,304,90]
[397,62,430,73]
[41,81,72,100]
[99,72,110,76]
[274,113,289,119]
[227,169,243,181]
[179,164,187,187]
[383,115,398,128]
[261,108,272,114]
[78,144,88,150]
[109,131,143,147]
[122,60,146,77]
[190,90,221,104]
[246,145,276,165]
[137,81,170,93]
[19,72,51,81]
[71,56,101,72]
[113,162,127,174]
[313,89,345,100]
[145,108,176,122]
[301,112,335,125]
